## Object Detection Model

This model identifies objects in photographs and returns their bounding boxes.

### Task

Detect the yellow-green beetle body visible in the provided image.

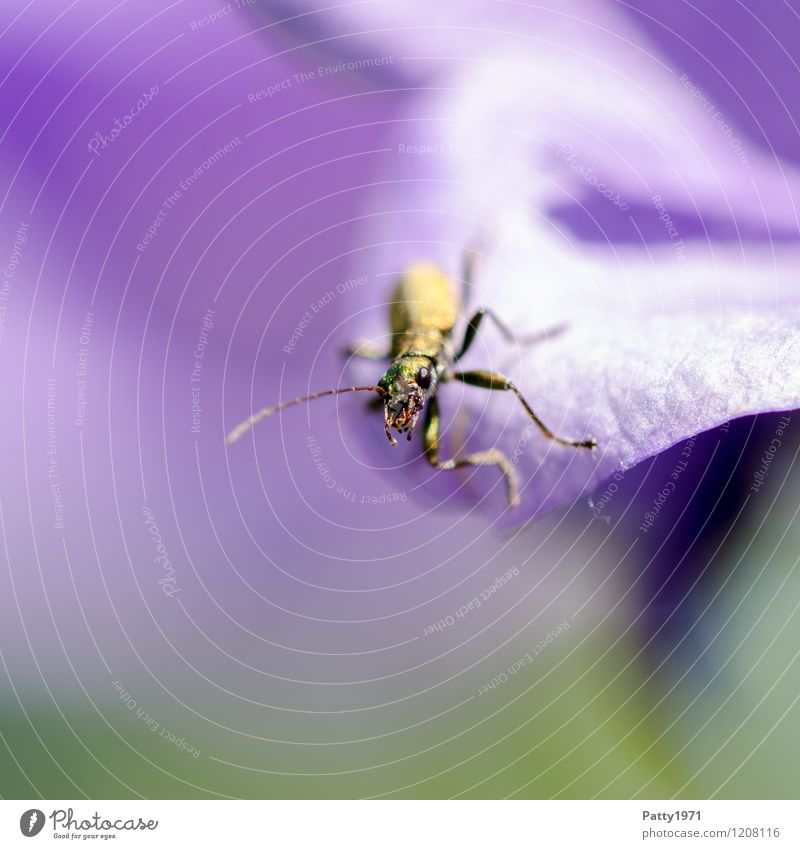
[227,252,596,508]
[389,262,459,359]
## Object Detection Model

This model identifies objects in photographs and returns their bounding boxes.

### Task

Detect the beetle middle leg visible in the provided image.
[423,395,520,507]
[454,308,566,361]
[449,369,597,450]
[460,248,477,311]
[457,250,564,361]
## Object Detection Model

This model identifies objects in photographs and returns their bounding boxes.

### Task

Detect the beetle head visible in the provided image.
[378,356,437,445]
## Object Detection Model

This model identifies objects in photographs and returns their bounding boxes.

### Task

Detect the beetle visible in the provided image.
[226,252,597,506]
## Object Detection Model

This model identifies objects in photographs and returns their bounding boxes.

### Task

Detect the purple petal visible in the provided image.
[312,0,800,518]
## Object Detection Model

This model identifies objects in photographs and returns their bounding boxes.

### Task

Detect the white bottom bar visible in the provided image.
[2,800,797,847]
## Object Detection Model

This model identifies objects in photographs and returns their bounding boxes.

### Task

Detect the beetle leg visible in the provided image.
[345,339,390,360]
[460,247,477,311]
[422,395,520,508]
[449,369,597,450]
[454,308,567,361]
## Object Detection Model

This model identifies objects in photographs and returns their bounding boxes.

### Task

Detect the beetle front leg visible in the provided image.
[450,369,597,450]
[422,395,520,508]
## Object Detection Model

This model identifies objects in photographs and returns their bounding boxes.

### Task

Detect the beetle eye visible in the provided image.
[416,366,432,389]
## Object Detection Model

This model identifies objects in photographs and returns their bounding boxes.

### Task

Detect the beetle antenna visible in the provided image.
[226,385,386,445]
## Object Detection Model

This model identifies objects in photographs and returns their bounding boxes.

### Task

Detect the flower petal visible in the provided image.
[307,0,800,517]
